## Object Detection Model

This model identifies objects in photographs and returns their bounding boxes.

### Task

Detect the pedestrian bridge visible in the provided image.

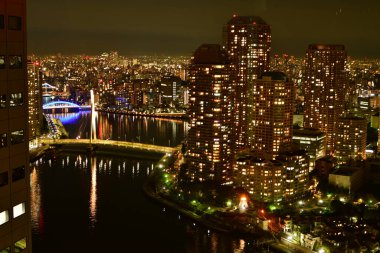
[40,138,177,154]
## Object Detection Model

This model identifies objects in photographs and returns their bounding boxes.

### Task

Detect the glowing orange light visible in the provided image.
[260,209,264,214]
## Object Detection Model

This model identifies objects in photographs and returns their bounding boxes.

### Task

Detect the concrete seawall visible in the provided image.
[56,143,165,160]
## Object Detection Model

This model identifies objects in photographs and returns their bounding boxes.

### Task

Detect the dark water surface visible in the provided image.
[31,153,258,253]
[31,113,268,253]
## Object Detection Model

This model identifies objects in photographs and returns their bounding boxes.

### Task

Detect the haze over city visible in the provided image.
[28,0,380,57]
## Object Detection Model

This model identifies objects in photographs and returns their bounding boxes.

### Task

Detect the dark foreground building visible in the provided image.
[0,0,31,252]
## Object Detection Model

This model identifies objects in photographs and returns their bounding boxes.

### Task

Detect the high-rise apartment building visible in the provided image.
[28,60,42,140]
[224,15,271,148]
[335,115,367,163]
[232,70,310,203]
[251,72,293,160]
[303,44,347,152]
[0,0,31,252]
[187,44,234,184]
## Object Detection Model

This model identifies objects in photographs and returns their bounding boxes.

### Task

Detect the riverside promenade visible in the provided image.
[143,158,276,244]
[143,173,314,253]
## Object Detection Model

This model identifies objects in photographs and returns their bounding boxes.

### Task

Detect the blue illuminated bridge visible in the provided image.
[43,101,91,110]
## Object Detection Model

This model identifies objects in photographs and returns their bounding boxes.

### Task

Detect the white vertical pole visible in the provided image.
[90,89,96,143]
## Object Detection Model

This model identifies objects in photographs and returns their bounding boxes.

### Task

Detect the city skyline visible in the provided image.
[1,0,379,251]
[28,0,380,57]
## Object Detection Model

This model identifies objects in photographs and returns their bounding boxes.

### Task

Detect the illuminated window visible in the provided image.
[14,237,26,252]
[13,203,25,218]
[8,16,21,30]
[9,56,22,69]
[0,171,8,187]
[12,166,25,182]
[10,129,24,145]
[0,56,5,69]
[0,210,9,226]
[0,133,6,148]
[0,94,5,108]
[10,93,23,106]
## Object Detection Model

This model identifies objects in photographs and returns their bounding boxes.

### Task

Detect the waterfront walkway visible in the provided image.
[40,138,176,154]
[97,108,188,119]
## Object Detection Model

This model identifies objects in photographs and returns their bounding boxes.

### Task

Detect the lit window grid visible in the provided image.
[335,117,367,163]
[303,45,347,152]
[226,19,271,149]
[187,60,235,184]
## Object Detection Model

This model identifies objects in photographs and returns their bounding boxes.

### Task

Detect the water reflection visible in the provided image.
[31,153,269,253]
[89,156,97,227]
[30,162,43,234]
[51,111,188,146]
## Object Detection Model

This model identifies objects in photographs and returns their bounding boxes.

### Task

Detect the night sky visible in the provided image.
[27,0,380,57]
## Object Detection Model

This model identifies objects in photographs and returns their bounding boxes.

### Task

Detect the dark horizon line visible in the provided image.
[27,50,380,60]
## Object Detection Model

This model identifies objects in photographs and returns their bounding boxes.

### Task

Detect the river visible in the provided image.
[31,112,270,253]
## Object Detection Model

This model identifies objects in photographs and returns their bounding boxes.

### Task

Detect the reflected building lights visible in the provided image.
[210,233,218,253]
[31,151,260,252]
[30,167,43,233]
[56,111,187,146]
[89,156,97,227]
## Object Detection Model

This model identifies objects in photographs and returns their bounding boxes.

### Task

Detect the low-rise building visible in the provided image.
[328,164,365,192]
[234,149,309,203]
[315,156,338,180]
[293,128,325,172]
[335,115,367,164]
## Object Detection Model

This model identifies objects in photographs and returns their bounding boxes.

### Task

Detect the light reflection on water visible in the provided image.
[30,165,42,234]
[89,156,97,227]
[30,153,271,253]
[50,111,188,147]
[32,113,271,252]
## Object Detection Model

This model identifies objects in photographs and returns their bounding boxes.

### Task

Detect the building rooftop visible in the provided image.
[259,71,288,81]
[227,15,268,26]
[192,44,229,65]
[316,155,337,163]
[293,128,325,137]
[308,44,345,51]
[276,148,307,162]
[236,153,282,165]
[331,165,362,176]
[339,115,366,121]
